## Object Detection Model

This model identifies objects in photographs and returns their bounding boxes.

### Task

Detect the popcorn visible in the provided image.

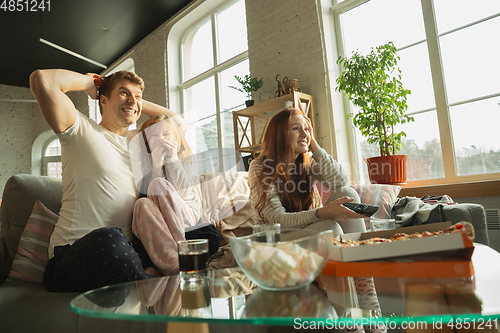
[289,243,307,256]
[270,249,297,273]
[261,258,275,274]
[251,259,265,275]
[286,271,301,286]
[242,256,255,270]
[270,267,287,280]
[240,240,326,288]
[273,278,286,288]
[302,251,324,275]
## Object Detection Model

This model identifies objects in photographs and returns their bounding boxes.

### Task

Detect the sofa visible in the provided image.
[0,173,262,333]
[0,174,490,333]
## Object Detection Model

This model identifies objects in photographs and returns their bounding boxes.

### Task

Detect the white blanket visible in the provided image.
[198,172,251,225]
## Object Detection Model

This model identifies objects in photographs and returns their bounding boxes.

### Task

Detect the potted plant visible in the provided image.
[229,75,264,107]
[336,42,414,184]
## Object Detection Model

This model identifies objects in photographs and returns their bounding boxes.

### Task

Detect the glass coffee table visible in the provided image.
[71,244,500,330]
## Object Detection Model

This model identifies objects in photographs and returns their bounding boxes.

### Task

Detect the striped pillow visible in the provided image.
[8,200,58,284]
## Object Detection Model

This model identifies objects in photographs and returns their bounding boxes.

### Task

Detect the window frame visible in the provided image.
[176,0,249,172]
[42,137,62,177]
[330,0,500,186]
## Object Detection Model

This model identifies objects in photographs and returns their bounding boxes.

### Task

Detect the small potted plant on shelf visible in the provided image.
[229,75,264,107]
[336,41,414,184]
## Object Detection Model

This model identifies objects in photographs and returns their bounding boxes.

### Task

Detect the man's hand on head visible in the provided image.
[84,73,100,100]
[141,101,188,134]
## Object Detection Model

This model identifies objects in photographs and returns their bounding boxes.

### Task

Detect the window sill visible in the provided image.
[399,180,500,199]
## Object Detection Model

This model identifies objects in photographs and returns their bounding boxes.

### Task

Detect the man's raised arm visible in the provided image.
[141,100,188,134]
[30,69,98,133]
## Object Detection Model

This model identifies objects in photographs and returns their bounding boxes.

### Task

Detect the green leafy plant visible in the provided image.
[229,75,264,100]
[336,42,414,156]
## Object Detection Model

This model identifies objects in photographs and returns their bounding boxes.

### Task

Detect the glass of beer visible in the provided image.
[177,239,209,280]
[252,223,281,243]
[180,277,212,318]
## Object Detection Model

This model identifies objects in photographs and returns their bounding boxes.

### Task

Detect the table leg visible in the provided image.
[404,281,454,333]
[167,322,209,333]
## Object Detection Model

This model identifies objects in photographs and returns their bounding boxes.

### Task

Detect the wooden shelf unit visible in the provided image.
[232,92,316,154]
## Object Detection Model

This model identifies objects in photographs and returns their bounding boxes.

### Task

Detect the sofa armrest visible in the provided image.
[442,203,489,246]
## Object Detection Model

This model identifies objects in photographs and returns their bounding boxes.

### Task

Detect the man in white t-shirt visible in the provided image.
[30,69,186,292]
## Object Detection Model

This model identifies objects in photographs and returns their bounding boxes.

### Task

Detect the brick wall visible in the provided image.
[119,28,170,126]
[0,84,39,194]
[245,0,333,153]
[133,29,169,108]
[0,84,89,195]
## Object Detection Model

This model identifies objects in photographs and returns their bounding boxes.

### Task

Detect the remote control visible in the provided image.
[342,202,379,217]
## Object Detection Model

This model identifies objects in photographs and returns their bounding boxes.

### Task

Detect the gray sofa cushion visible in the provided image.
[0,174,62,282]
[392,196,489,246]
[0,281,78,333]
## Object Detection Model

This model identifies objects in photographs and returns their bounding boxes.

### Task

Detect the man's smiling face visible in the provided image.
[101,80,143,128]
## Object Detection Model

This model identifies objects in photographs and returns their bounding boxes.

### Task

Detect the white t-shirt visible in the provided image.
[49,111,139,258]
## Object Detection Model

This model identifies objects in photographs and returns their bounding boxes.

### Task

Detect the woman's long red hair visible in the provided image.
[251,108,317,220]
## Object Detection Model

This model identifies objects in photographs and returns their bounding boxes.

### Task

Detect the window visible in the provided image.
[88,89,101,124]
[179,0,249,174]
[43,138,62,177]
[330,0,500,185]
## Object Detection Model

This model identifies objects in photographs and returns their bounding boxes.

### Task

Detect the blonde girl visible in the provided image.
[131,116,205,276]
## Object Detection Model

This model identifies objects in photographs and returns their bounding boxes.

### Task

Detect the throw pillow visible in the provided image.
[8,200,58,284]
[350,184,402,228]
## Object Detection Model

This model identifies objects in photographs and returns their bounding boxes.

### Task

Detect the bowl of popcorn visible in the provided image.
[229,229,334,291]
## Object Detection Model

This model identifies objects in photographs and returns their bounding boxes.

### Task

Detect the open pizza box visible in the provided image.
[327,222,474,263]
[323,222,475,278]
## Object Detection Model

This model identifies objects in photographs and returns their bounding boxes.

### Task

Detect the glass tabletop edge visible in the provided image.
[69,303,500,328]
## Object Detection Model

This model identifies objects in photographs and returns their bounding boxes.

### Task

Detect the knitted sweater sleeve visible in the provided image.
[310,148,349,190]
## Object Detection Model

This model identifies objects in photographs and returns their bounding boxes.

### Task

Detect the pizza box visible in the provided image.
[327,222,474,263]
[322,254,474,278]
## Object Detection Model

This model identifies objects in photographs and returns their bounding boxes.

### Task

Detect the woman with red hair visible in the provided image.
[249,110,386,333]
[249,108,366,235]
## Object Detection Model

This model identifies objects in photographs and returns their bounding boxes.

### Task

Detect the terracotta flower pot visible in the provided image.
[365,155,409,184]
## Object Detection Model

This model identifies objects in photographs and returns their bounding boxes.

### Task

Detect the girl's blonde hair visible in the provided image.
[140,115,195,170]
